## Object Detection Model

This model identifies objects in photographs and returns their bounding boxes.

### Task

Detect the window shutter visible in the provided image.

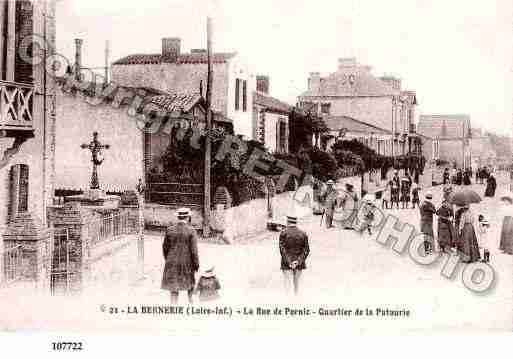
[8,164,29,222]
[276,120,280,153]
[242,80,247,112]
[235,79,240,111]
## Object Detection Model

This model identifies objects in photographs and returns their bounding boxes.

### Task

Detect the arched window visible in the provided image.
[8,164,29,221]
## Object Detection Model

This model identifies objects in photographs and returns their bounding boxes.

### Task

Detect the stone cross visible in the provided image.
[80,131,110,189]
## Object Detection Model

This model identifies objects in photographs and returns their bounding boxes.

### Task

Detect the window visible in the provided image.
[8,164,29,221]
[242,80,247,112]
[235,79,240,111]
[279,120,287,152]
[321,103,331,115]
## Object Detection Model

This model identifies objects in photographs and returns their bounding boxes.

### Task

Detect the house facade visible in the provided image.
[417,114,472,168]
[111,37,255,139]
[0,0,56,229]
[298,57,420,157]
[252,76,290,153]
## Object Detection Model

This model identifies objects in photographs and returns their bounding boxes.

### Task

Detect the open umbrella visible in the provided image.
[447,188,481,206]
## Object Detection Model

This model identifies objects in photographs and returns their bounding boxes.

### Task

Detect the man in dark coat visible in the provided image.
[161,208,200,304]
[436,197,455,253]
[484,171,497,197]
[443,168,450,185]
[279,214,310,296]
[419,192,436,254]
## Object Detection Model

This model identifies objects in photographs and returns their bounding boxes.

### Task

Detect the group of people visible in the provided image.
[382,170,420,209]
[444,167,474,186]
[442,166,497,198]
[419,187,489,263]
[161,208,222,304]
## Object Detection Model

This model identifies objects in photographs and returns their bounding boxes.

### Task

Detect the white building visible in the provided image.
[111,37,256,139]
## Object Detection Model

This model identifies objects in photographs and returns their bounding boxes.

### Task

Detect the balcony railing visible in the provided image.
[0,80,34,136]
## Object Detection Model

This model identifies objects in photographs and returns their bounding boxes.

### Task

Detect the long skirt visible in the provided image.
[458,223,481,262]
[500,216,513,254]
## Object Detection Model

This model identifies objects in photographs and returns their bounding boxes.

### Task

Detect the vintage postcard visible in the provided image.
[0,0,512,347]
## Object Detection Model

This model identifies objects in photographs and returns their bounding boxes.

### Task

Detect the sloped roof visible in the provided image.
[253,91,292,115]
[417,114,471,139]
[113,52,237,65]
[299,71,399,98]
[148,93,203,113]
[324,115,391,134]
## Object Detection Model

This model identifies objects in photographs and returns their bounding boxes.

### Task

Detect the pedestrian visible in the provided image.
[500,215,513,255]
[321,180,337,228]
[411,183,420,209]
[463,169,471,185]
[194,266,221,302]
[477,215,490,262]
[457,204,481,263]
[475,167,480,184]
[400,178,410,209]
[436,196,455,253]
[161,207,200,304]
[419,191,436,254]
[279,214,310,296]
[359,193,376,235]
[443,168,450,185]
[456,169,463,186]
[382,181,391,209]
[484,170,497,197]
[391,178,400,209]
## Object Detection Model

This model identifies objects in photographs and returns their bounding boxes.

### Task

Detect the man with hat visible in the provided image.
[321,179,337,228]
[419,192,436,255]
[279,214,310,296]
[161,207,200,304]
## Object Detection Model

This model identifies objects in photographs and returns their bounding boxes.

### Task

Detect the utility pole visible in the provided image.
[104,40,110,84]
[203,17,213,237]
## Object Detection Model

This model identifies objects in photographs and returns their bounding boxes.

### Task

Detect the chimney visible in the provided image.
[308,72,321,92]
[337,57,357,71]
[74,38,83,81]
[162,37,181,62]
[380,75,402,90]
[256,75,270,94]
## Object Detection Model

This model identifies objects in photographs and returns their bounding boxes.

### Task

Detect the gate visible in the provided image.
[50,228,75,294]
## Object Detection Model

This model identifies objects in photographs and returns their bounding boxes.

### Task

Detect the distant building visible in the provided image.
[298,57,421,157]
[111,37,255,139]
[417,114,472,168]
[252,76,290,153]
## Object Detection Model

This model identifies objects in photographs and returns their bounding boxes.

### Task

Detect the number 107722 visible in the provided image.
[52,342,83,351]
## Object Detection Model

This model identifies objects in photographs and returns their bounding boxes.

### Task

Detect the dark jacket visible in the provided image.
[161,222,200,291]
[484,175,496,197]
[279,226,310,270]
[195,275,221,301]
[419,200,436,236]
[436,201,455,248]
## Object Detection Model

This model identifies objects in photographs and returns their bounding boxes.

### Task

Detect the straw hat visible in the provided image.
[286,214,298,225]
[425,192,433,200]
[176,207,191,219]
[327,180,335,185]
[202,266,215,278]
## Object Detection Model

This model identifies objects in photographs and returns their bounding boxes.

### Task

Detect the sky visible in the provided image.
[56,0,513,136]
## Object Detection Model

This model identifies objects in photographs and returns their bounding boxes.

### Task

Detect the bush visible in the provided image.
[308,148,338,182]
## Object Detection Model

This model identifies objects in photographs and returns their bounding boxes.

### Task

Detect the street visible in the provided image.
[1,181,511,332]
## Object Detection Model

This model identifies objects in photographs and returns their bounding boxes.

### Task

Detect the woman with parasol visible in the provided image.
[447,188,482,262]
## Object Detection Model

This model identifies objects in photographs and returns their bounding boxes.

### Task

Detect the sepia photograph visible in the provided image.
[0,0,512,348]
